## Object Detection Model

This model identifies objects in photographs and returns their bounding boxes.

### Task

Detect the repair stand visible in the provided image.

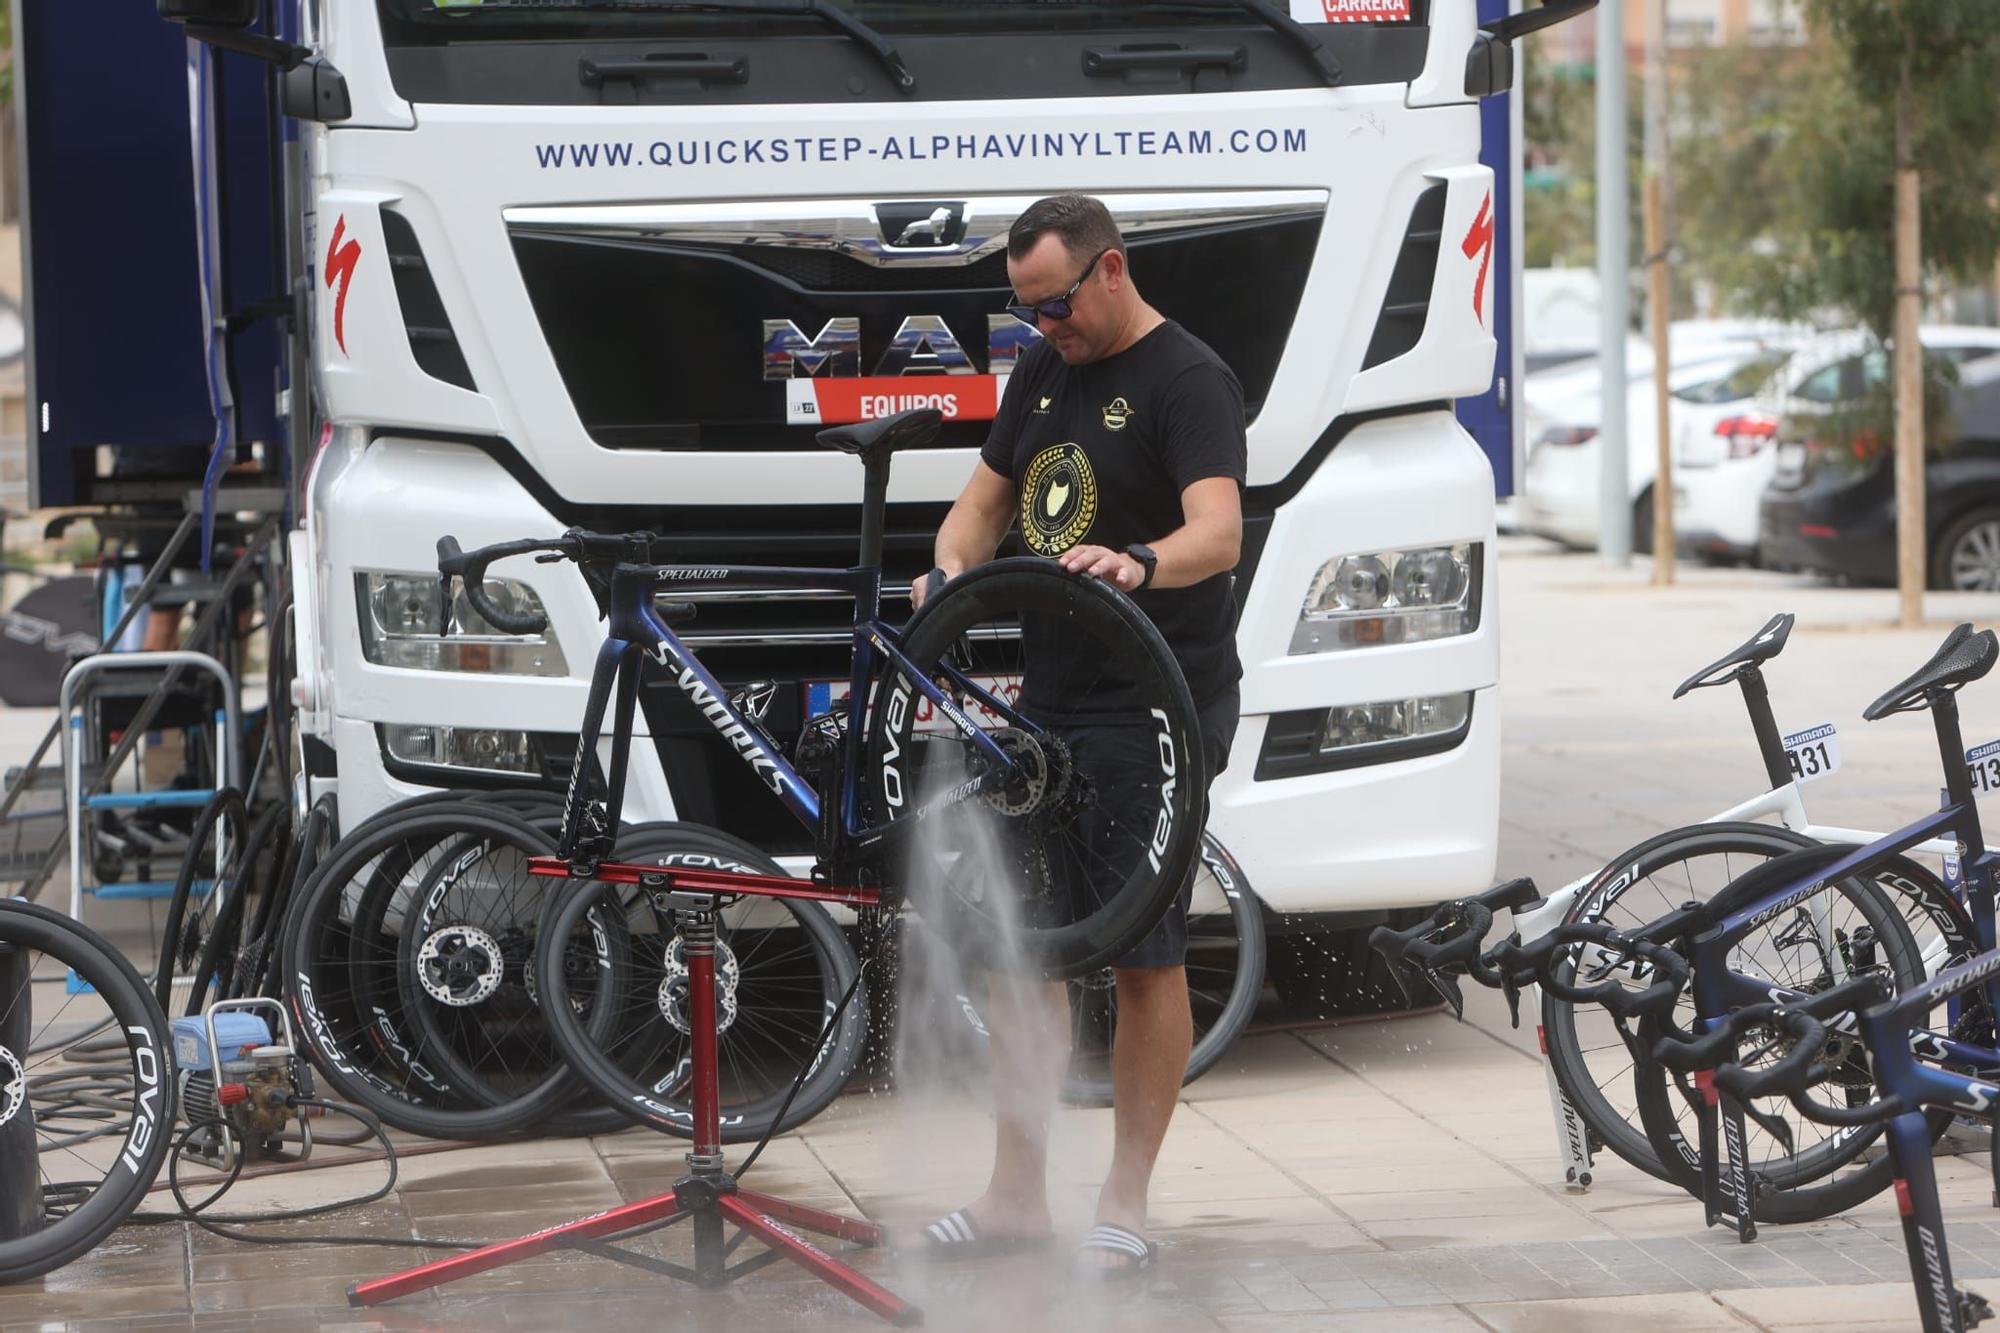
[348,859,921,1327]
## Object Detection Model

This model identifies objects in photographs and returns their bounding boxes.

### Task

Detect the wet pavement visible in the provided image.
[10,540,2000,1331]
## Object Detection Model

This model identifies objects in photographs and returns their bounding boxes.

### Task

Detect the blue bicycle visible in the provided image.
[434,409,1209,1135]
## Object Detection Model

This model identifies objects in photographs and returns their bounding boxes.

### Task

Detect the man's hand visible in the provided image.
[1058,545,1145,591]
[911,566,951,611]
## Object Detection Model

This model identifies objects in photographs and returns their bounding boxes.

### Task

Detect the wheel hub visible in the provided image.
[0,1043,21,1129]
[416,925,505,1008]
[981,728,1075,819]
[659,936,741,1036]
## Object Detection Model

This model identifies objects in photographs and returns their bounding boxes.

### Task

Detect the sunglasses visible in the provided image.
[1005,249,1107,325]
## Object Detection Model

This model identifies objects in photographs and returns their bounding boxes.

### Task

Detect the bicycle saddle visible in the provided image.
[815,408,943,464]
[1862,622,1999,720]
[1671,612,1794,699]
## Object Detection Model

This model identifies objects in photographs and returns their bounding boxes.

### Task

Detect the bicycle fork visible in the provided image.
[1888,1109,1992,1333]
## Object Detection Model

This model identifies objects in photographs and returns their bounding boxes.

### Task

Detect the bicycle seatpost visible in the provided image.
[1932,691,1984,847]
[858,455,890,573]
[1734,667,1793,791]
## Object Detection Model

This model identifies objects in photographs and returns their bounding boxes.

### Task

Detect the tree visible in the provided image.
[1810,0,2000,622]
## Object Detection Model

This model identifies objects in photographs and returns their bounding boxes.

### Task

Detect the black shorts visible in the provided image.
[1046,686,1239,970]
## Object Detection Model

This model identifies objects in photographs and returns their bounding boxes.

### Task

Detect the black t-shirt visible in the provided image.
[981,320,1247,708]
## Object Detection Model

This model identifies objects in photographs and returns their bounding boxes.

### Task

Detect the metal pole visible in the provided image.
[1595,0,1632,564]
[1644,0,1674,583]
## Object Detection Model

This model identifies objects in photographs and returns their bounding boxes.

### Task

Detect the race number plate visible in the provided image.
[1967,738,2000,796]
[806,674,1022,735]
[1782,722,1840,784]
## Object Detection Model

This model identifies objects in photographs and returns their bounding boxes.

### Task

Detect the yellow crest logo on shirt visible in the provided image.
[1020,443,1098,556]
[1102,396,1133,431]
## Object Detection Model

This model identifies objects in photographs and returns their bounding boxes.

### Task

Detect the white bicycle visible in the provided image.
[1506,614,1973,1190]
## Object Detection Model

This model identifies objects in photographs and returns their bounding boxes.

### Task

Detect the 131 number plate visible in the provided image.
[1783,722,1840,784]
[1967,739,2000,795]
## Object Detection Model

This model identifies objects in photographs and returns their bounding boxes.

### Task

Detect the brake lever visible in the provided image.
[535,552,567,564]
[1429,968,1466,1021]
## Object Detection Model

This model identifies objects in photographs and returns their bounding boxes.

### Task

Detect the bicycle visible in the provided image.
[430,408,1206,1135]
[0,899,176,1285]
[1504,614,1967,1189]
[1686,967,1997,1332]
[1561,624,2000,1230]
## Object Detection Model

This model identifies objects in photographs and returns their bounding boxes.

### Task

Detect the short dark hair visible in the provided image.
[1008,194,1125,265]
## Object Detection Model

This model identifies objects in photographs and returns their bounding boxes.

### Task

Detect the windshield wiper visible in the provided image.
[455,0,915,93]
[1159,0,1342,86]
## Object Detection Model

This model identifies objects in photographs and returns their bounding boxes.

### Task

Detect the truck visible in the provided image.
[24,0,1568,1005]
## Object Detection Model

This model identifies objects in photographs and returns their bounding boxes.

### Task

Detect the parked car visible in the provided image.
[1518,324,1804,551]
[1759,353,2000,589]
[1676,326,2000,565]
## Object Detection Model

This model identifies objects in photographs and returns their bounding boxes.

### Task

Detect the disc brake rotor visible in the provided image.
[659,935,741,1036]
[416,925,506,1008]
[0,1043,22,1128]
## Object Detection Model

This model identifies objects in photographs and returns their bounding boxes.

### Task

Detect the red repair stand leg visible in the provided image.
[348,875,921,1327]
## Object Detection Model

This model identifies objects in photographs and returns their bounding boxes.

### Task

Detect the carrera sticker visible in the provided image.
[785,374,1006,425]
[1462,190,1496,326]
[1289,0,1412,21]
[324,215,362,356]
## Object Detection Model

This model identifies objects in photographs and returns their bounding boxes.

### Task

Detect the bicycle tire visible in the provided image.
[0,900,175,1285]
[953,831,1266,1106]
[535,825,867,1143]
[283,806,607,1138]
[864,559,1205,980]
[1630,842,1942,1222]
[181,799,290,1016]
[1542,821,1819,1183]
[153,788,248,1015]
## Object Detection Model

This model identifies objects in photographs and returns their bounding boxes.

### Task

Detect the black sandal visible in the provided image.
[920,1209,1052,1259]
[1076,1222,1158,1278]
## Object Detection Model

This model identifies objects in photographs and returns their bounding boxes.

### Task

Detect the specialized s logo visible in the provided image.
[325,215,363,356]
[1462,190,1495,327]
[1020,442,1098,556]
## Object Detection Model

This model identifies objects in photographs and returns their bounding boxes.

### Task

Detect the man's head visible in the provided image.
[1006,194,1136,366]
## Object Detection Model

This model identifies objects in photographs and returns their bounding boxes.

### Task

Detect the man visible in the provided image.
[913,194,1245,1276]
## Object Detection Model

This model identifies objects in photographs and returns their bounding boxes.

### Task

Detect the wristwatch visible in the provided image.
[1125,543,1158,590]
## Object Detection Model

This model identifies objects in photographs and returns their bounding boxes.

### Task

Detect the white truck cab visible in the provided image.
[30,0,1567,934]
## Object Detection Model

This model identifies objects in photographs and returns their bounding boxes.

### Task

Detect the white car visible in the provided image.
[1518,326,1804,551]
[1672,325,2000,563]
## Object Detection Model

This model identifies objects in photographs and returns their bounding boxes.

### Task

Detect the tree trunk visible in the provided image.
[1894,37,1925,627]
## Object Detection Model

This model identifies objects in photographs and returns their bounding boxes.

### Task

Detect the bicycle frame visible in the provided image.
[1508,656,1961,1191]
[554,559,1028,873]
[1658,689,2000,1241]
[1810,947,2000,1332]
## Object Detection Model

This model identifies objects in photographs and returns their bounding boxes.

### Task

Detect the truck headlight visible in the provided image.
[356,572,568,676]
[1255,692,1475,780]
[1290,544,1481,654]
[382,724,541,776]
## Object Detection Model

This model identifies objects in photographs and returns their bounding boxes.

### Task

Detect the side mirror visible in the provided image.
[158,0,259,26]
